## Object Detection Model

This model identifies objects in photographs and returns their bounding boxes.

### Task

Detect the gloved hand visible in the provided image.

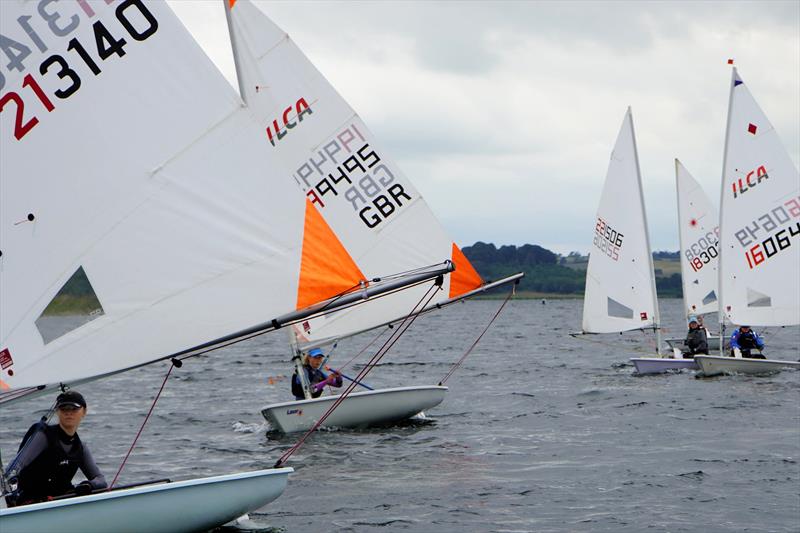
[74,481,93,496]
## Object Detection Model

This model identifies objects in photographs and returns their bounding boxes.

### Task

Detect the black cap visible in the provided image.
[55,390,86,409]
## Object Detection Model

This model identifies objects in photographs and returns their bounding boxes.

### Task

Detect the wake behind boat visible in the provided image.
[261,385,447,433]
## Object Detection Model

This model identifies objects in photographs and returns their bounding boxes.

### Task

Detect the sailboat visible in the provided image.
[578,108,683,374]
[663,160,722,353]
[0,1,450,530]
[694,67,800,376]
[220,0,522,432]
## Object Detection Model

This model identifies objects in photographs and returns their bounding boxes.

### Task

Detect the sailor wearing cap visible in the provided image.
[682,315,709,357]
[291,348,343,400]
[4,391,107,506]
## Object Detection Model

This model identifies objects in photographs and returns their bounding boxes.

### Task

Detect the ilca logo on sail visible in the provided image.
[265,97,313,147]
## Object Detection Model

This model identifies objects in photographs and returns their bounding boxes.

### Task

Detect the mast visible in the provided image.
[222,0,248,104]
[628,108,662,355]
[288,330,312,400]
[717,67,737,357]
[675,158,689,318]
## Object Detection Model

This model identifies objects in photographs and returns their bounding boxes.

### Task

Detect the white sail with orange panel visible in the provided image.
[224,0,489,350]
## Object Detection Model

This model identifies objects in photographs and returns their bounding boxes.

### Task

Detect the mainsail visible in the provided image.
[718,68,800,327]
[675,160,719,316]
[1,1,338,394]
[224,0,489,350]
[582,108,659,334]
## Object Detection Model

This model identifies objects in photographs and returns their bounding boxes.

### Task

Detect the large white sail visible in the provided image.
[224,0,485,350]
[676,160,719,316]
[718,67,800,327]
[582,108,659,334]
[0,1,313,392]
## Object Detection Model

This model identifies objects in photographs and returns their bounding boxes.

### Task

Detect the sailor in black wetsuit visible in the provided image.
[683,315,709,357]
[291,348,343,400]
[5,391,107,506]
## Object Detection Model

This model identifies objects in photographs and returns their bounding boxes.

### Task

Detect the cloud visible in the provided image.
[170,0,800,254]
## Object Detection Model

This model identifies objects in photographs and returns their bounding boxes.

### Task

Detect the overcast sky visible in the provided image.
[168,0,800,255]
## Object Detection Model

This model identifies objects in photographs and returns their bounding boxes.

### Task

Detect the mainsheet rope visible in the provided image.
[439,285,515,385]
[110,359,180,489]
[274,279,443,468]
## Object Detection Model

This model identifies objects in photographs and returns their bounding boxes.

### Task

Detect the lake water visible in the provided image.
[1,299,798,532]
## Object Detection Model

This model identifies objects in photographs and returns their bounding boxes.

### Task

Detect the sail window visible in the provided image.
[702,291,717,306]
[607,297,634,319]
[35,267,105,344]
[746,288,771,308]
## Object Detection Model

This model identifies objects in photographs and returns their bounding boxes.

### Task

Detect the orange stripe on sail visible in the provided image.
[449,243,483,298]
[229,0,237,8]
[297,199,366,310]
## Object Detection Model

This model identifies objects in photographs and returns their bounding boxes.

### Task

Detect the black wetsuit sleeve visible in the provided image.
[4,429,47,478]
[79,445,107,489]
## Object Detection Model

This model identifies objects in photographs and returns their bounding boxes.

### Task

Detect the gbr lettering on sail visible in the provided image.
[265,97,413,231]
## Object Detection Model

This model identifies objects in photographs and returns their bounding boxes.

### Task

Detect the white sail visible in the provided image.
[224,0,485,350]
[675,160,719,316]
[582,108,659,334]
[0,1,314,392]
[718,68,800,327]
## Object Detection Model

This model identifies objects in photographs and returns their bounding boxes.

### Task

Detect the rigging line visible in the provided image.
[439,286,514,386]
[334,327,390,373]
[2,399,58,494]
[110,359,180,489]
[274,281,442,468]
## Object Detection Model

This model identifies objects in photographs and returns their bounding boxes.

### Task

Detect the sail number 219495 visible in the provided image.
[0,0,158,141]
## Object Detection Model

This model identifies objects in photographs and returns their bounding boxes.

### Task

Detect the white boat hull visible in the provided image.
[665,335,721,351]
[261,385,447,433]
[0,468,292,533]
[630,357,699,374]
[694,355,800,377]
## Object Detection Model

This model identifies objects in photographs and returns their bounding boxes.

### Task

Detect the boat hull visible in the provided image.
[694,355,800,376]
[0,468,292,533]
[261,385,447,433]
[630,357,699,374]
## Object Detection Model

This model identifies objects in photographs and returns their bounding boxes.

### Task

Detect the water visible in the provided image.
[2,299,798,532]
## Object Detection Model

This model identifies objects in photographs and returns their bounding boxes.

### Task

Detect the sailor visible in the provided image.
[4,390,107,506]
[291,348,343,400]
[683,315,709,357]
[730,325,765,359]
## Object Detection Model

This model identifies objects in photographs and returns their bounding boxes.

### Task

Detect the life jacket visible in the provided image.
[17,423,84,503]
[737,331,758,350]
[292,366,327,399]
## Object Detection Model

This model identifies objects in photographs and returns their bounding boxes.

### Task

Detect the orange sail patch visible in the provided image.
[449,243,483,298]
[297,199,366,310]
[228,0,237,8]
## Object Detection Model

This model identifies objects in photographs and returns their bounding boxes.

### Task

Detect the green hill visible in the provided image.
[462,242,683,298]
